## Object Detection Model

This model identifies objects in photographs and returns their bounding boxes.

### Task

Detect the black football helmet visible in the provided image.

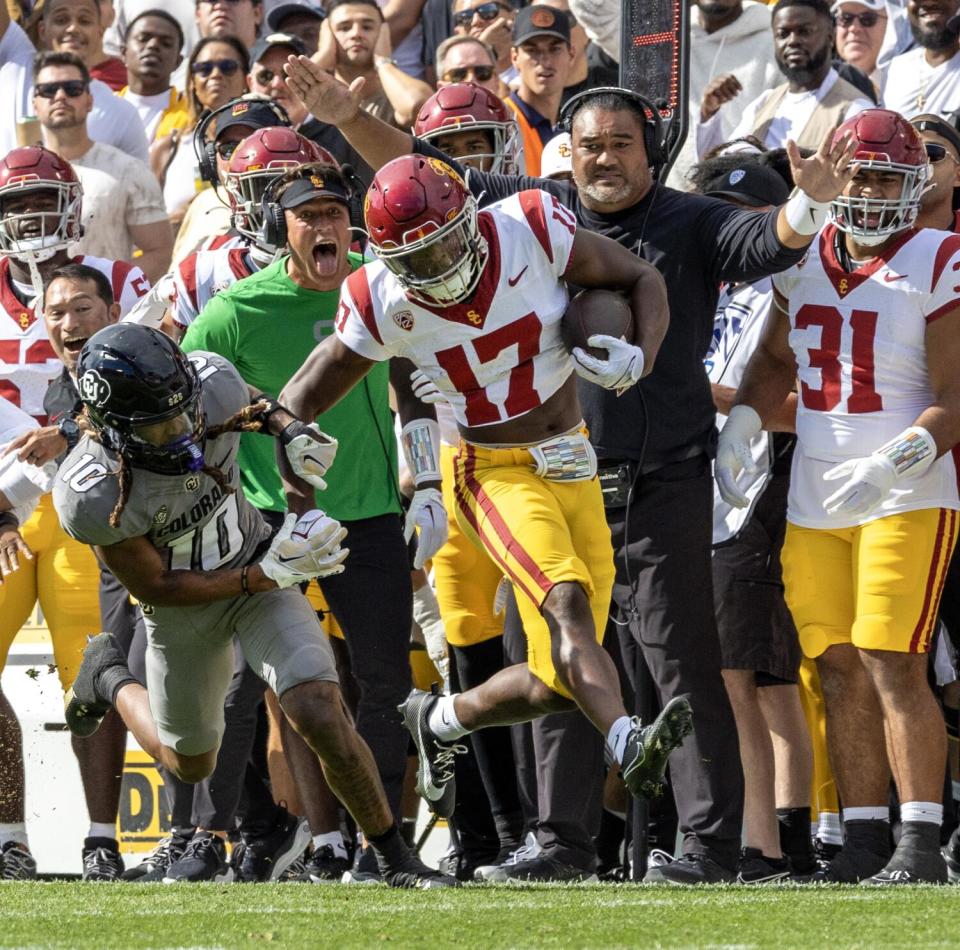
[77,324,206,476]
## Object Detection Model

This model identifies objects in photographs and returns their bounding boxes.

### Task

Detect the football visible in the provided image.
[561,289,633,359]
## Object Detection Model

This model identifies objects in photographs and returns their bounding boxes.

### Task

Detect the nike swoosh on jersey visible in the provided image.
[883,273,908,282]
[507,266,529,286]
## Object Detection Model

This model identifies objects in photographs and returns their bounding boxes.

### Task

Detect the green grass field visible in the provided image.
[0,882,956,949]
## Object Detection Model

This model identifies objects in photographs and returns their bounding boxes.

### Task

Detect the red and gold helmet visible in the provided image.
[829,109,930,245]
[414,83,519,175]
[364,154,487,307]
[0,147,82,261]
[224,128,337,247]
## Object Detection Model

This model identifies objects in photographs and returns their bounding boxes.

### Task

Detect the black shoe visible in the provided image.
[942,825,960,883]
[812,821,892,883]
[163,832,234,883]
[300,844,350,883]
[504,852,599,883]
[82,838,124,881]
[379,852,459,889]
[621,696,694,800]
[867,824,948,885]
[341,844,381,884]
[64,633,131,739]
[235,808,311,883]
[279,850,308,882]
[398,686,466,819]
[123,831,192,881]
[643,851,735,885]
[736,847,790,885]
[0,842,37,880]
[474,832,540,883]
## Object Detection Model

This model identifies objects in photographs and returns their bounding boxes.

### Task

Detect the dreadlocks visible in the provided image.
[79,399,277,528]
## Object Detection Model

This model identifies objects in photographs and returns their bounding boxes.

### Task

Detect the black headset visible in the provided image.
[558,86,669,169]
[258,164,356,251]
[193,97,292,184]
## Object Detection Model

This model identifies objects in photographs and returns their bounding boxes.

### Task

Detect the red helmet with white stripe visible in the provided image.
[224,128,337,247]
[414,83,519,174]
[364,154,487,307]
[0,147,82,261]
[829,108,930,245]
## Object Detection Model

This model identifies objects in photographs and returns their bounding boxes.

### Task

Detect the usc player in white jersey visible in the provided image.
[717,109,960,885]
[280,152,698,821]
[0,146,148,879]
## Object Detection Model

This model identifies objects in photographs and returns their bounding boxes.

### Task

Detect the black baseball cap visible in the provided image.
[911,114,960,158]
[214,97,291,135]
[267,2,326,31]
[278,171,351,209]
[249,31,308,65]
[512,5,570,45]
[704,164,790,208]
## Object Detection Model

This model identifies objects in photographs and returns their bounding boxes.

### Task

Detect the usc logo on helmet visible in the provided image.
[426,157,465,186]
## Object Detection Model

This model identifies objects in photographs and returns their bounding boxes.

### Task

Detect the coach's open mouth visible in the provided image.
[313,241,338,276]
[62,337,88,356]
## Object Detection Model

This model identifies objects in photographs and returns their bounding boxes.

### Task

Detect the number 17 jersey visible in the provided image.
[773,224,960,528]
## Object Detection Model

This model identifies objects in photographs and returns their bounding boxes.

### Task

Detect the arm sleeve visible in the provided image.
[698,198,806,285]
[333,270,392,362]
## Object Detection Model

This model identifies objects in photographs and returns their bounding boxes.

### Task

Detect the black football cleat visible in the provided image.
[234,807,311,883]
[378,852,459,889]
[620,695,694,800]
[64,633,132,738]
[810,820,891,883]
[398,686,465,819]
[866,823,947,886]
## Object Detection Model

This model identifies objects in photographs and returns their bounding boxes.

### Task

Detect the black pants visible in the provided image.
[608,455,743,867]
[319,513,412,816]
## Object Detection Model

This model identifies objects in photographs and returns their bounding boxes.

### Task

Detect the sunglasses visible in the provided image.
[442,64,495,83]
[191,58,241,77]
[453,2,507,27]
[836,11,883,28]
[925,142,959,163]
[215,139,242,159]
[253,67,279,86]
[34,80,88,99]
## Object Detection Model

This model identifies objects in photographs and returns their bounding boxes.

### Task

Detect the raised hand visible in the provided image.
[787,126,859,203]
[700,74,742,122]
[284,54,364,125]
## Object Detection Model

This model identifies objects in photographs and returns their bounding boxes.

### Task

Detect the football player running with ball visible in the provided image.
[280,153,691,817]
[717,109,960,885]
[56,323,454,887]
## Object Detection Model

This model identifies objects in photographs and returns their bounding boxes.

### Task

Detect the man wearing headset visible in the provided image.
[181,162,444,883]
[280,57,862,882]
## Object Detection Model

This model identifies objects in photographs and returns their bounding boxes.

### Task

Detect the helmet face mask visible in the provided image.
[121,398,207,476]
[0,177,82,262]
[420,120,519,175]
[829,109,931,246]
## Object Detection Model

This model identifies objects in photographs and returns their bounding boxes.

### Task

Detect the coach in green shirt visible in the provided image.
[182,162,423,858]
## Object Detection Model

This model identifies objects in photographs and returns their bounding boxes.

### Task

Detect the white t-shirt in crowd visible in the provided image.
[104,0,199,89]
[0,21,35,67]
[68,142,169,262]
[120,88,173,143]
[882,46,960,119]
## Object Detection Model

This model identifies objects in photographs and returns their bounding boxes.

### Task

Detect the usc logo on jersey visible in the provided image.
[18,312,30,329]
[467,309,482,325]
[839,278,849,296]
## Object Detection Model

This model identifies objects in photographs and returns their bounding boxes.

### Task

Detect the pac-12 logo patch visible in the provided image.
[153,506,169,525]
[78,369,111,407]
[393,310,414,331]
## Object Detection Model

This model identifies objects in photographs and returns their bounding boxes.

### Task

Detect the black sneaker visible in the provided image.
[123,831,192,881]
[811,820,891,883]
[279,850,308,882]
[300,845,350,883]
[341,845,381,884]
[64,633,132,739]
[163,832,234,883]
[378,852,459,889]
[82,838,124,881]
[642,851,735,885]
[398,686,466,819]
[621,696,694,800]
[867,824,948,886]
[0,842,37,880]
[235,808,311,883]
[736,847,790,885]
[942,825,960,883]
[504,852,599,883]
[474,832,540,883]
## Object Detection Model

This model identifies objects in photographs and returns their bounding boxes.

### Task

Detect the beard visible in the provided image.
[777,44,830,85]
[910,18,959,51]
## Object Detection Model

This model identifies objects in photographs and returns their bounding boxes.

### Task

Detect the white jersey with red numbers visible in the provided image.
[773,224,960,529]
[171,246,256,329]
[0,254,149,422]
[336,189,577,430]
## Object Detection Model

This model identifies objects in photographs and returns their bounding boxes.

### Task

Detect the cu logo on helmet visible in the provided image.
[78,369,111,407]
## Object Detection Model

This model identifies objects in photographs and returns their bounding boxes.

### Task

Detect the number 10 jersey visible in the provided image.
[773,224,960,528]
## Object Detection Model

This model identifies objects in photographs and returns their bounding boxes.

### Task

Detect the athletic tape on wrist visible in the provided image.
[784,189,830,236]
[876,426,937,479]
[401,418,441,487]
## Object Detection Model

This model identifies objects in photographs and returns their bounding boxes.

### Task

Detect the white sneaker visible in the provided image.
[474,832,541,882]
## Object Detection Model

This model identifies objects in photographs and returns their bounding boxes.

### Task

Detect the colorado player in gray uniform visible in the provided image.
[54,323,453,887]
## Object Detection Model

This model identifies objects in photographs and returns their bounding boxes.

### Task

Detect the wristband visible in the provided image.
[241,564,252,596]
[0,511,19,532]
[784,189,830,236]
[401,418,441,487]
[279,419,308,446]
[252,397,287,431]
[876,426,937,479]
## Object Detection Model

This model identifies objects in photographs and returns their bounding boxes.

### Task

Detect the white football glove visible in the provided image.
[572,335,645,394]
[410,368,447,405]
[121,273,174,328]
[280,422,338,490]
[259,511,349,588]
[404,487,448,570]
[822,456,897,518]
[715,405,763,508]
[413,582,449,688]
